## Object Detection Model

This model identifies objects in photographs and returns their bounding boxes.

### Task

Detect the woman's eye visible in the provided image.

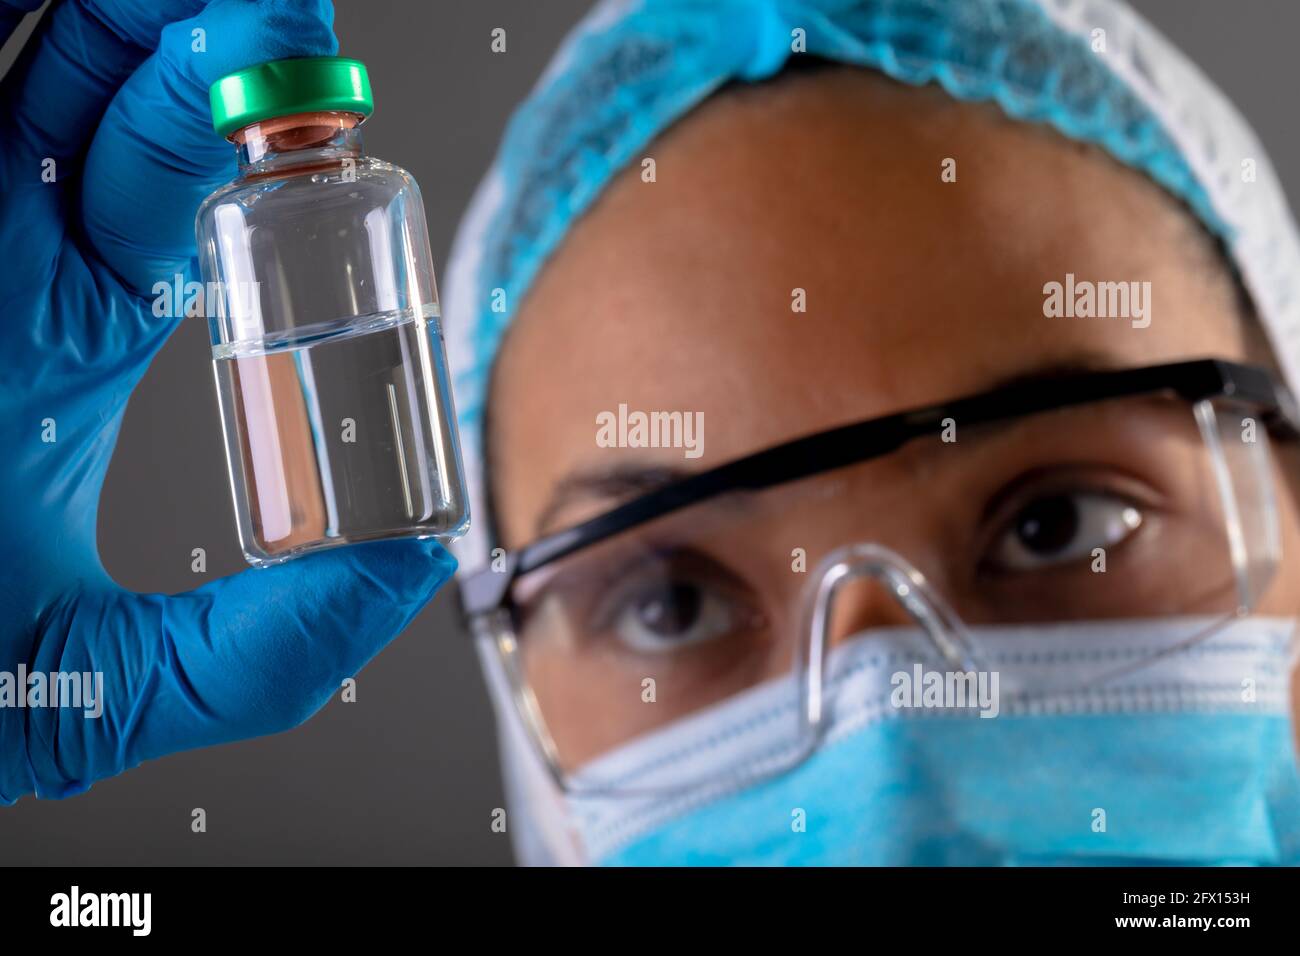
[604,577,744,654]
[987,491,1143,572]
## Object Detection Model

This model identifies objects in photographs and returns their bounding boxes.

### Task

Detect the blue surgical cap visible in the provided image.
[444,0,1300,574]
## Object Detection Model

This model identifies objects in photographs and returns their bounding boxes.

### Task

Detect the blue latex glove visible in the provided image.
[0,0,456,803]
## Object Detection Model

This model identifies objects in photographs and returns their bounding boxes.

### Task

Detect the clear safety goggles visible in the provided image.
[461,360,1299,796]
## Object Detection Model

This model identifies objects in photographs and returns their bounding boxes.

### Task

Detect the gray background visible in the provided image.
[1,0,1296,865]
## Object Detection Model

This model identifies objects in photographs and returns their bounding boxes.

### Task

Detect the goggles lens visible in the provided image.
[491,393,1281,791]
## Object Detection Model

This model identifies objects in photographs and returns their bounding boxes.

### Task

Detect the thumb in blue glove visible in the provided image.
[0,0,457,803]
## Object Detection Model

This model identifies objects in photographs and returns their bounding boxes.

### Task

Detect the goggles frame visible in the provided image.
[461,358,1299,618]
[462,358,1300,796]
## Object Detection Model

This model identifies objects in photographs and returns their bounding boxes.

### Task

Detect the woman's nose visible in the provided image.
[825,575,917,645]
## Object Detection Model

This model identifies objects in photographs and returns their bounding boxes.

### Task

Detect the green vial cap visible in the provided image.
[209,56,373,139]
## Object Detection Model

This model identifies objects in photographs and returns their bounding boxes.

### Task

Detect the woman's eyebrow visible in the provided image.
[530,355,1124,536]
[535,464,694,536]
[981,353,1120,393]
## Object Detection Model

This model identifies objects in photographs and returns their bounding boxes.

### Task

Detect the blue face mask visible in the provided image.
[566,618,1300,866]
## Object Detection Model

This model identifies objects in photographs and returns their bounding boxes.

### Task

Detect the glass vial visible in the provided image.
[197,57,469,566]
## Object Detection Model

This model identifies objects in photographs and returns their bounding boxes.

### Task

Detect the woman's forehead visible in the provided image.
[487,70,1248,546]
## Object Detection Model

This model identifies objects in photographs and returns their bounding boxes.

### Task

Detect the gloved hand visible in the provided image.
[0,0,456,803]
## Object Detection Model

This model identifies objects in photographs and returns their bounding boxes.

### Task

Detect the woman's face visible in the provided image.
[486,67,1300,762]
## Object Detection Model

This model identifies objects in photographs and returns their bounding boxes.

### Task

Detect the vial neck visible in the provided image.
[233,111,364,175]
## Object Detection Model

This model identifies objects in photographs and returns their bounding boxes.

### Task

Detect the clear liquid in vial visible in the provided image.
[212,304,468,565]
